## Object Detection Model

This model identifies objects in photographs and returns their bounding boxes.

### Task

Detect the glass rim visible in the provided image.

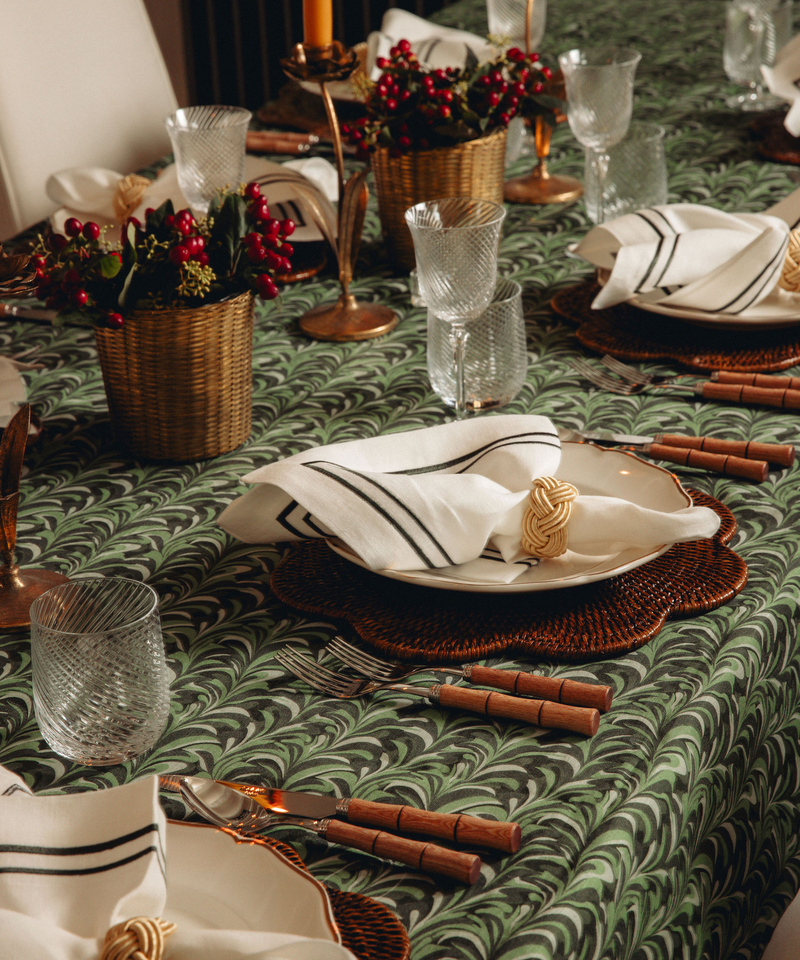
[558,46,642,69]
[621,120,666,142]
[491,277,523,305]
[404,197,507,230]
[29,576,159,635]
[165,105,252,131]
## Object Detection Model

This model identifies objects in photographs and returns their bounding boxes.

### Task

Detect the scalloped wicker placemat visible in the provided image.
[749,110,800,164]
[270,491,746,663]
[245,833,410,960]
[551,280,800,372]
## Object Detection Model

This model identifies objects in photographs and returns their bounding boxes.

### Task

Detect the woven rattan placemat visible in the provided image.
[269,491,746,663]
[749,110,800,164]
[551,280,800,372]
[237,832,410,960]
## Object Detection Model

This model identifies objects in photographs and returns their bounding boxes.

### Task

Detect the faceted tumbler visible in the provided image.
[165,105,251,215]
[30,578,170,765]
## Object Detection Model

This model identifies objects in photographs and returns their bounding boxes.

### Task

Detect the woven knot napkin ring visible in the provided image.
[101,917,176,960]
[521,476,579,558]
[113,174,151,224]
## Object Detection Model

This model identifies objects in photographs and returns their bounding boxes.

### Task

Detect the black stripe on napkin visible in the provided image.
[302,463,447,567]
[635,237,664,293]
[277,500,327,539]
[653,234,680,288]
[0,823,160,858]
[715,241,786,313]
[0,846,160,879]
[388,431,560,476]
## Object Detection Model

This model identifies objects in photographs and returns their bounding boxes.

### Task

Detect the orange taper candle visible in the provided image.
[303,0,333,47]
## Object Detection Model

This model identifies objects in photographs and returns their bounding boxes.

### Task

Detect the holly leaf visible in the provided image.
[99,254,122,279]
[148,199,174,231]
[212,193,248,273]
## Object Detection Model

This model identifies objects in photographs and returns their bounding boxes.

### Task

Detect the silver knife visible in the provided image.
[159,774,519,853]
[557,428,775,480]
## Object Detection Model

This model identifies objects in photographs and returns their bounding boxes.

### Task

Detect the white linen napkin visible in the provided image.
[0,355,27,428]
[365,9,494,78]
[573,186,800,314]
[761,33,800,135]
[218,415,720,584]
[46,154,339,243]
[0,766,355,960]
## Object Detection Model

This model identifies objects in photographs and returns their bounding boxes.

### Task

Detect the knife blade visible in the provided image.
[162,776,481,883]
[558,428,772,480]
[212,778,521,853]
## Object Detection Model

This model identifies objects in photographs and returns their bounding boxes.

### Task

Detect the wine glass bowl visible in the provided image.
[558,46,641,223]
[723,0,792,110]
[486,0,548,51]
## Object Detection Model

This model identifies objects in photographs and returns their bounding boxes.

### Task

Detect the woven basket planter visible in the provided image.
[94,290,255,462]
[371,126,508,270]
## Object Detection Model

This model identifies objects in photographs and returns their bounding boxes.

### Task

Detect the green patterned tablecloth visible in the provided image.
[3,1,800,957]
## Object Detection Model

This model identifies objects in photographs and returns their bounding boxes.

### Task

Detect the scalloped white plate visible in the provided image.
[327,442,691,593]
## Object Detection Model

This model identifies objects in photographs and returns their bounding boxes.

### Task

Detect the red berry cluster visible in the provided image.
[343,41,559,155]
[240,181,295,301]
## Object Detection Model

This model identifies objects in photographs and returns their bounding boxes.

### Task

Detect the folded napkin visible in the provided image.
[761,33,800,135]
[0,355,27,428]
[573,189,800,313]
[47,154,338,244]
[218,416,720,584]
[0,766,355,960]
[365,9,494,78]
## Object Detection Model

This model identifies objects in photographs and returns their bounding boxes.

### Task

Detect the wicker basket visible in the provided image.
[371,126,508,270]
[94,291,255,462]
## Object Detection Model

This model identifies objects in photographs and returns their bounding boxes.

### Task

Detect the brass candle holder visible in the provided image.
[503,0,582,206]
[281,42,398,341]
[0,404,69,630]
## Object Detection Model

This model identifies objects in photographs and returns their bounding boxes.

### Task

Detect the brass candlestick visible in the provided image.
[0,404,69,631]
[281,42,398,341]
[503,0,583,206]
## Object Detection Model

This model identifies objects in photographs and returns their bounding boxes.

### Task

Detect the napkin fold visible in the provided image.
[365,9,494,78]
[46,155,338,243]
[761,33,800,135]
[0,766,355,960]
[218,416,720,584]
[573,192,800,313]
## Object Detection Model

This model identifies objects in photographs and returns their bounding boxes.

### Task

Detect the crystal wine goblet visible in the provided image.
[557,47,641,224]
[404,198,507,420]
[723,0,792,111]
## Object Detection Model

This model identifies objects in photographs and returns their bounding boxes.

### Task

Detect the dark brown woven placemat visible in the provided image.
[236,831,410,960]
[270,490,746,663]
[749,109,800,164]
[551,280,800,372]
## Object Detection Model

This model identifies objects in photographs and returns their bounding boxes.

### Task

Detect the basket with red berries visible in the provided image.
[344,40,562,267]
[32,182,294,462]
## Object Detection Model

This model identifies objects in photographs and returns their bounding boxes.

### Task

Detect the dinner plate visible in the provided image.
[165,821,341,943]
[327,442,692,593]
[594,264,800,330]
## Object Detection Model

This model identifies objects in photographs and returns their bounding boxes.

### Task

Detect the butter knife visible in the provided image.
[160,774,520,853]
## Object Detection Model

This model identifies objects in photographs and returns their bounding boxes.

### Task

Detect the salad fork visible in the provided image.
[275,648,599,735]
[326,635,613,711]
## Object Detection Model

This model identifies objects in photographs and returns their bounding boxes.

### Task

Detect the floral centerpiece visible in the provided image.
[343,40,563,267]
[32,181,295,328]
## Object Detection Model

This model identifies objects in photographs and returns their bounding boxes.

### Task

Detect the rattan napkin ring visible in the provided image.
[521,476,578,558]
[112,174,151,224]
[101,917,176,960]
[779,227,800,292]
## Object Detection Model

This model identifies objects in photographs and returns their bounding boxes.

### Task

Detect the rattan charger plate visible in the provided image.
[251,833,409,960]
[551,280,800,371]
[270,491,746,662]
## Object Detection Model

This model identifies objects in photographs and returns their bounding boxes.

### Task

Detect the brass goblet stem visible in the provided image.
[504,114,583,204]
[281,42,398,341]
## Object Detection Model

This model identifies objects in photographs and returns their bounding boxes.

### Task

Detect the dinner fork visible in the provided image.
[275,648,600,735]
[571,358,800,409]
[327,635,613,712]
[603,354,800,395]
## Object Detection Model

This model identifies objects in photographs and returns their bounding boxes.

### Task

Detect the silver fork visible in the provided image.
[327,635,613,712]
[570,358,697,397]
[275,648,599,735]
[600,355,687,386]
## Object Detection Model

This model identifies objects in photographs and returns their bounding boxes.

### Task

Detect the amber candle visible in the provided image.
[303,0,333,48]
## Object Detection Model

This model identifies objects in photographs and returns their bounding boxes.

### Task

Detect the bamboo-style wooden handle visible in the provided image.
[656,434,795,468]
[644,442,768,481]
[325,819,481,883]
[467,665,613,712]
[435,684,599,735]
[345,798,521,853]
[699,382,800,409]
[713,370,800,392]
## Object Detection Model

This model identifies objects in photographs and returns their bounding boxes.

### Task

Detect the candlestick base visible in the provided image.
[281,41,359,83]
[299,293,398,342]
[0,564,70,631]
[504,161,583,205]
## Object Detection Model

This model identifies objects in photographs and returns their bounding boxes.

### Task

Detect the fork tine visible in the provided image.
[569,359,637,394]
[601,355,652,384]
[275,649,353,696]
[328,636,396,677]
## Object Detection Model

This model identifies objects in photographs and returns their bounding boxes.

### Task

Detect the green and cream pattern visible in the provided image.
[3,0,800,957]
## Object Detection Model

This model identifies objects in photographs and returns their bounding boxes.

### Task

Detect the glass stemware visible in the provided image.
[557,47,641,225]
[404,198,507,420]
[486,0,547,51]
[723,0,792,111]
